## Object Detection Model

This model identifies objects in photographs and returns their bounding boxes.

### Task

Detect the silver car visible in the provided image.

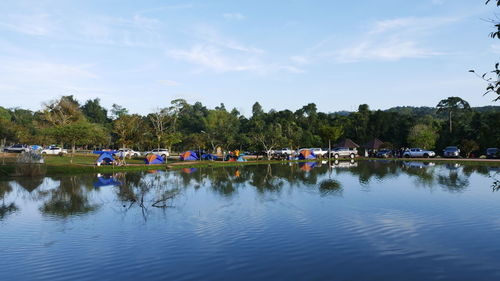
[443,146,460,158]
[403,148,436,158]
[329,147,357,159]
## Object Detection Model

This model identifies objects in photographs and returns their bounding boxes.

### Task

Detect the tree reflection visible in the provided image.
[40,175,99,217]
[15,176,44,193]
[437,169,470,192]
[318,178,343,197]
[115,172,180,221]
[0,181,18,219]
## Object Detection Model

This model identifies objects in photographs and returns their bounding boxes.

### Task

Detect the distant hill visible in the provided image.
[385,106,500,117]
[330,105,500,117]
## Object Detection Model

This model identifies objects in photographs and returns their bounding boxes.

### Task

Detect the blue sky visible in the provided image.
[0,0,498,115]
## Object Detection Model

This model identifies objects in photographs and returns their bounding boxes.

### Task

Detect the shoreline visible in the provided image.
[0,157,499,178]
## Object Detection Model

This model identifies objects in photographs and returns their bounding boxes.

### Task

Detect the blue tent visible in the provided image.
[201,154,218,160]
[180,151,198,161]
[236,156,247,162]
[145,154,165,164]
[93,151,116,165]
[93,176,122,188]
[298,149,316,160]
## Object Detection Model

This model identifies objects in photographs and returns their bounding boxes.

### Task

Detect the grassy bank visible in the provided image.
[0,154,499,178]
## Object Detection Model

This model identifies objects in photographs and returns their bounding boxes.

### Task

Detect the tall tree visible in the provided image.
[81,98,110,125]
[436,97,470,133]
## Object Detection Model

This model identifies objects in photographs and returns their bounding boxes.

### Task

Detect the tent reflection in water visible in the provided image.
[298,149,316,160]
[144,154,165,165]
[180,151,198,161]
[182,168,197,174]
[93,174,122,188]
[299,162,317,171]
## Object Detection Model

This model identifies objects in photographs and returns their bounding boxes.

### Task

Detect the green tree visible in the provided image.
[251,122,287,158]
[436,97,470,133]
[50,121,108,153]
[81,98,110,125]
[110,104,129,119]
[407,124,438,149]
[113,114,144,149]
[42,96,84,126]
[461,139,479,158]
[203,108,240,151]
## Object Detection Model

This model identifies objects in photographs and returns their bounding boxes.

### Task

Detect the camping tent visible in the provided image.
[298,149,316,160]
[180,151,198,161]
[201,154,218,160]
[228,155,247,162]
[145,154,165,165]
[93,151,116,165]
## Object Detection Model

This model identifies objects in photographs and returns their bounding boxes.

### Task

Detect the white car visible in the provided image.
[3,144,30,153]
[273,148,295,155]
[115,148,141,158]
[310,148,328,157]
[41,147,68,155]
[403,148,436,158]
[148,148,170,159]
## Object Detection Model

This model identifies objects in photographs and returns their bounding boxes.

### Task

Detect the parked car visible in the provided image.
[443,146,460,158]
[329,147,357,159]
[310,148,328,157]
[273,148,295,156]
[41,147,68,156]
[147,148,170,159]
[403,148,436,158]
[402,161,436,169]
[376,149,393,158]
[3,144,29,153]
[486,148,499,159]
[114,148,141,158]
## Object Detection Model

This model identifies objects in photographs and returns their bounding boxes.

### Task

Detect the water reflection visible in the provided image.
[0,181,17,219]
[2,160,500,280]
[1,161,499,219]
[40,175,100,217]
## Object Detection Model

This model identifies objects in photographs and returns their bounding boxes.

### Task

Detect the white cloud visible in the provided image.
[223,13,245,20]
[193,24,264,54]
[337,16,458,62]
[0,58,105,109]
[294,16,457,64]
[290,55,310,65]
[167,45,259,72]
[0,14,55,36]
[336,40,442,63]
[167,25,300,74]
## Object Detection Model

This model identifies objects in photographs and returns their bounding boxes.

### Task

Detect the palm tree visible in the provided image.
[436,97,471,133]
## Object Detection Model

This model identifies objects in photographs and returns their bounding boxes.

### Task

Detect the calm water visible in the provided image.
[1,161,500,281]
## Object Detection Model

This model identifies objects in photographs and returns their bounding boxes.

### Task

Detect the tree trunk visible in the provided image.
[449,111,452,133]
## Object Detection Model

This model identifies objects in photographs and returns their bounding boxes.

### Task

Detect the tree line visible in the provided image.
[0,95,498,156]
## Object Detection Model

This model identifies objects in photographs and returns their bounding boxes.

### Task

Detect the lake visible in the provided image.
[1,160,500,281]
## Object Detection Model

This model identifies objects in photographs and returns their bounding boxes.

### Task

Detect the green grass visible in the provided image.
[0,153,499,178]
